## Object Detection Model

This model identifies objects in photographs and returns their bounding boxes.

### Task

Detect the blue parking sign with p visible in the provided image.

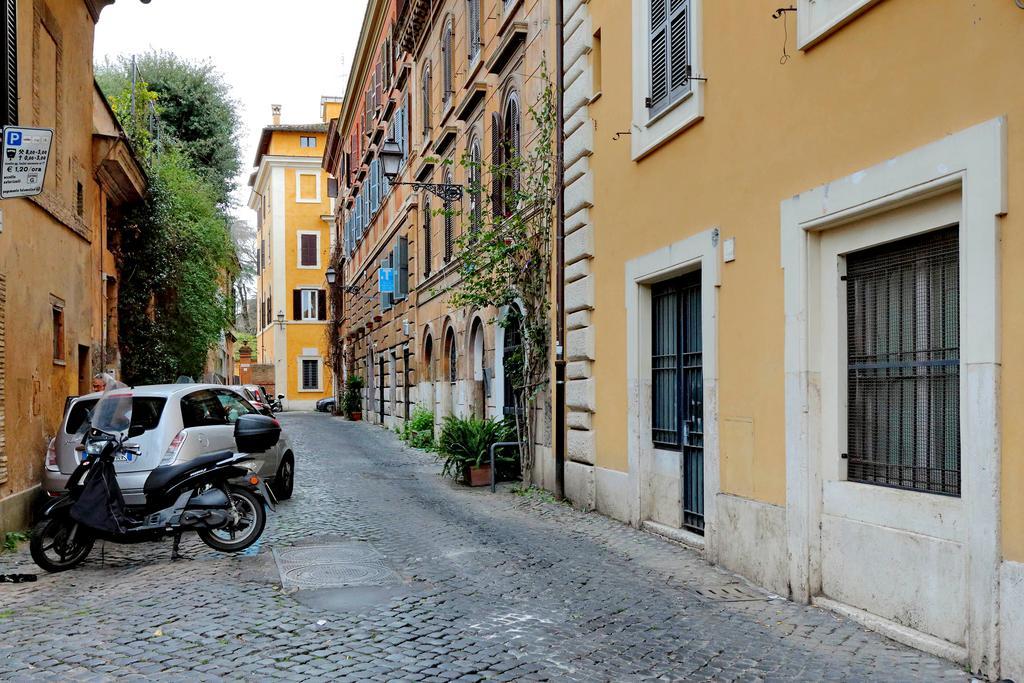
[5,130,22,146]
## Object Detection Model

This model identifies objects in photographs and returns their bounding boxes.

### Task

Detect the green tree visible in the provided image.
[97,51,241,208]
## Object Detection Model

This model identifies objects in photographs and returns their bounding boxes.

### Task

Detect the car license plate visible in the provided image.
[114,452,135,463]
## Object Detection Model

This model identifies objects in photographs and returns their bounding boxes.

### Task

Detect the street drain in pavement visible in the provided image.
[694,584,769,603]
[273,542,403,590]
[358,472,416,480]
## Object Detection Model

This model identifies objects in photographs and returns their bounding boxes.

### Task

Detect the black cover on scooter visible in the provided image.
[70,457,128,534]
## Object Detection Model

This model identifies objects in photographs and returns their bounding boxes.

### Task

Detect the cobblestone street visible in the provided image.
[0,412,970,681]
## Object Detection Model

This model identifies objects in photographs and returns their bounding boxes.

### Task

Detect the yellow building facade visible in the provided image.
[0,0,146,531]
[249,102,338,410]
[566,0,1023,677]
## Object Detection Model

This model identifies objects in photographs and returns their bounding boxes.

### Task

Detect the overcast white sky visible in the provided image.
[94,0,368,221]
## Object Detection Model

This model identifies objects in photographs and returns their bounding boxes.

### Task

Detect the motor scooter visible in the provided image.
[30,386,279,572]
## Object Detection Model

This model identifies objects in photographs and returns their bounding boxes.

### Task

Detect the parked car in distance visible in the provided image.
[315,396,336,413]
[226,385,274,417]
[43,384,295,506]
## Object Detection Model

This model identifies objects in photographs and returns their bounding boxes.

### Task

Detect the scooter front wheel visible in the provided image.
[197,487,266,553]
[30,516,94,572]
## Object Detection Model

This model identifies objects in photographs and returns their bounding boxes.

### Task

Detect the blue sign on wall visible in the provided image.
[378,267,395,294]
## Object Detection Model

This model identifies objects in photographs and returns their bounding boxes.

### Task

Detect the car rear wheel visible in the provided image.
[272,453,294,500]
[197,487,266,552]
[30,516,94,572]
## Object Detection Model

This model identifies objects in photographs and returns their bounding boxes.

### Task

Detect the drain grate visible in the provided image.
[358,472,416,480]
[694,584,769,603]
[273,543,403,590]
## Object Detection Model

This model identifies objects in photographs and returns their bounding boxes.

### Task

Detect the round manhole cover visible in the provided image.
[283,562,398,588]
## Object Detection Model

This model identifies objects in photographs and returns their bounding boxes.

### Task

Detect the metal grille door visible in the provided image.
[503,309,524,418]
[846,226,960,496]
[651,272,704,533]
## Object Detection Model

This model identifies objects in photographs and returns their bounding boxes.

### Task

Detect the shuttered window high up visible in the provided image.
[648,0,691,115]
[846,226,960,496]
[442,19,454,107]
[469,139,482,231]
[501,94,521,216]
[1,0,16,127]
[395,236,409,301]
[490,111,503,218]
[443,169,454,262]
[422,64,432,137]
[300,233,318,267]
[423,195,433,278]
[468,0,481,64]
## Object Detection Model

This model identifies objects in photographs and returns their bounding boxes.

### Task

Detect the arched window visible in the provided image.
[443,168,455,262]
[468,138,482,231]
[502,307,524,417]
[467,0,481,64]
[421,63,432,137]
[423,195,433,277]
[441,19,454,107]
[490,111,503,219]
[502,91,521,215]
[446,328,457,384]
[423,334,434,380]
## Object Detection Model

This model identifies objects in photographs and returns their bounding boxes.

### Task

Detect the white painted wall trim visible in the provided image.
[271,166,288,401]
[781,116,1006,676]
[624,227,720,557]
[295,170,322,204]
[296,356,324,393]
[796,0,881,50]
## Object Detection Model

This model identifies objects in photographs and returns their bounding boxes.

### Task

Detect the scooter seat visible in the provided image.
[143,450,235,493]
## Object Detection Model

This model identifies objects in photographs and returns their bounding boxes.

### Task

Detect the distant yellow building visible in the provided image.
[248,99,341,409]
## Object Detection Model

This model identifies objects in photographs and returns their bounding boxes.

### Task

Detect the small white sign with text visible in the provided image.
[2,126,54,199]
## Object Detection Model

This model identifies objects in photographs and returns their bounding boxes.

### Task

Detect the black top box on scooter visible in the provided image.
[234,414,282,453]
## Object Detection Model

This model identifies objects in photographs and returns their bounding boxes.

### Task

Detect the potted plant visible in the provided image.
[437,415,517,486]
[343,375,364,421]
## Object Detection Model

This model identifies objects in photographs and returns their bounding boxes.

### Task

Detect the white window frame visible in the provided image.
[630,0,704,161]
[299,135,317,148]
[295,171,322,203]
[781,117,1005,670]
[297,356,323,392]
[296,230,321,269]
[299,288,320,321]
[796,0,881,50]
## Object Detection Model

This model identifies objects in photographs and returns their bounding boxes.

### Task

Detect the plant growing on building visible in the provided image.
[436,415,517,482]
[102,74,238,384]
[445,70,557,480]
[343,375,365,419]
[401,406,436,450]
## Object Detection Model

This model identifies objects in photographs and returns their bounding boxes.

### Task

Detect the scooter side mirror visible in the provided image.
[277,394,284,400]
[127,425,145,439]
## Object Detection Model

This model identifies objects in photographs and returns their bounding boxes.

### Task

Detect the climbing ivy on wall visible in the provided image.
[105,77,237,384]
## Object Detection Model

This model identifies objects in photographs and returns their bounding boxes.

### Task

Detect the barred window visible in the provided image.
[301,359,320,391]
[651,272,701,450]
[846,226,960,496]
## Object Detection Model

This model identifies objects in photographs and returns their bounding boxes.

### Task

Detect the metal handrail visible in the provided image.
[488,441,521,493]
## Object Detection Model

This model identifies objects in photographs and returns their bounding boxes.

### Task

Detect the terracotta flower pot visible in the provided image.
[350,411,362,421]
[466,464,492,487]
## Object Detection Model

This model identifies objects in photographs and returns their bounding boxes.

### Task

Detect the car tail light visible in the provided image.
[44,438,58,472]
[160,431,187,466]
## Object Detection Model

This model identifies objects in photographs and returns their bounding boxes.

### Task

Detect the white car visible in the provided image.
[43,384,295,506]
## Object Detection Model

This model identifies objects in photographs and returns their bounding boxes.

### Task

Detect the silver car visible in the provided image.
[43,384,295,506]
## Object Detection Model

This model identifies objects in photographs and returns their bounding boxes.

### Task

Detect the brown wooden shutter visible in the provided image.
[490,111,503,218]
[0,0,16,127]
[300,234,317,266]
[423,195,432,277]
[317,290,327,320]
[292,290,301,320]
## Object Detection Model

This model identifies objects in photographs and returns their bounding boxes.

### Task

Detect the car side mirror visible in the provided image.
[127,425,145,438]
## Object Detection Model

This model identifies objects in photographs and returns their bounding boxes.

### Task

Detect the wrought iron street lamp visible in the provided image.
[325,266,337,285]
[378,139,463,202]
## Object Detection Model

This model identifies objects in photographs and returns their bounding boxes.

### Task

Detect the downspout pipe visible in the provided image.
[553,0,567,500]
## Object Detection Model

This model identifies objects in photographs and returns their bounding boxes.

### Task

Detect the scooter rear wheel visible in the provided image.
[197,487,266,553]
[30,516,94,572]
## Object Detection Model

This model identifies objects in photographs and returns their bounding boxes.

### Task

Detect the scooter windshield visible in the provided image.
[90,383,133,435]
